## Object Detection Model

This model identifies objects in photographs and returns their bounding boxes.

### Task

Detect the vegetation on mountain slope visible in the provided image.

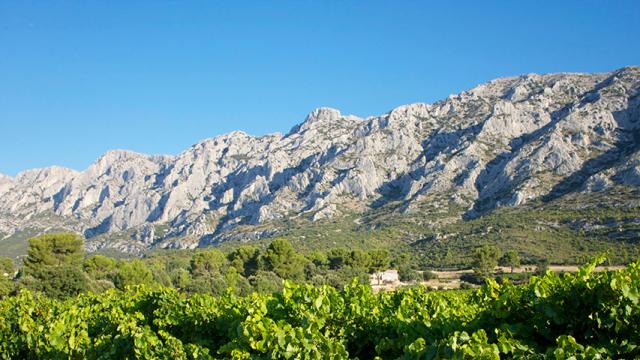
[1,186,638,282]
[214,186,640,268]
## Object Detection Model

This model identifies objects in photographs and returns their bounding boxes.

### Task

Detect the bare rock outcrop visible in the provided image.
[1,66,639,253]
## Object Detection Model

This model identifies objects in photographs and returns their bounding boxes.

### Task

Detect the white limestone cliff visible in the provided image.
[1,66,638,253]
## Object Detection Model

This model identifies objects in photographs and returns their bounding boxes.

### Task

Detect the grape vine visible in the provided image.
[0,257,638,359]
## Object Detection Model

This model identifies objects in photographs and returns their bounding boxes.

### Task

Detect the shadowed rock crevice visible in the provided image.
[468,102,575,217]
[542,109,640,203]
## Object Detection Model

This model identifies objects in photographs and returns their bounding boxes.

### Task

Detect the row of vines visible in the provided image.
[0,257,638,359]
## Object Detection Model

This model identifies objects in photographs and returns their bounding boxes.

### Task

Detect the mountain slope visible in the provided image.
[1,66,639,255]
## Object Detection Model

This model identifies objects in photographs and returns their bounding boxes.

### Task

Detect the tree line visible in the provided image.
[0,233,555,300]
[0,233,411,299]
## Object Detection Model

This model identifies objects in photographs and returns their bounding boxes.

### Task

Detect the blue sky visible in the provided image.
[1,1,638,176]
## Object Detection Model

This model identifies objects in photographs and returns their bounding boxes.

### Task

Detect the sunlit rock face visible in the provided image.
[2,67,639,253]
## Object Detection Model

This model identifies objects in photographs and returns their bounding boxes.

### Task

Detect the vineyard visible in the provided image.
[0,257,638,359]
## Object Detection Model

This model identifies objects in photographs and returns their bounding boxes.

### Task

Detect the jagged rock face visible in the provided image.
[1,67,639,253]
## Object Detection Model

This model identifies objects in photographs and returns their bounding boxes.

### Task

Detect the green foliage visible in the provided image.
[459,281,473,290]
[495,272,530,285]
[473,245,501,279]
[260,239,306,281]
[19,233,87,299]
[0,257,14,276]
[368,249,391,273]
[0,257,15,298]
[190,249,227,277]
[0,259,638,358]
[19,266,87,300]
[113,260,154,290]
[223,266,252,296]
[422,270,438,281]
[170,268,191,289]
[460,272,484,285]
[0,280,12,299]
[148,261,173,287]
[177,249,231,294]
[398,266,420,282]
[249,270,283,293]
[327,248,350,270]
[23,233,84,272]
[307,250,329,268]
[394,252,419,283]
[83,255,117,280]
[345,249,372,270]
[185,274,228,295]
[535,258,550,276]
[41,241,392,297]
[329,267,370,289]
[499,250,521,273]
[228,245,260,277]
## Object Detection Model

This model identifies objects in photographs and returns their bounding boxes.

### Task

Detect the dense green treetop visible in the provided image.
[18,233,87,299]
[473,245,501,279]
[260,238,306,281]
[83,255,117,280]
[113,259,154,290]
[23,233,84,274]
[0,257,13,276]
[190,249,227,277]
[228,245,260,276]
[499,250,521,273]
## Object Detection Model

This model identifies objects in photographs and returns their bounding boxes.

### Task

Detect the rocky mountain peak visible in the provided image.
[14,166,79,184]
[216,130,252,141]
[305,107,342,122]
[96,149,174,164]
[1,66,638,254]
[291,107,363,133]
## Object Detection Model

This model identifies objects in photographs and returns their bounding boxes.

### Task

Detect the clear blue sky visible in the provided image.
[1,1,638,176]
